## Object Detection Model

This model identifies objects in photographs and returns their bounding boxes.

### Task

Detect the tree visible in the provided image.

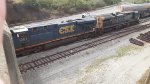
[104,0,121,5]
[23,0,39,8]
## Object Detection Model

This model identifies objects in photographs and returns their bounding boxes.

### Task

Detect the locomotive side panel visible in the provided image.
[77,18,96,33]
[28,24,58,46]
[44,18,96,49]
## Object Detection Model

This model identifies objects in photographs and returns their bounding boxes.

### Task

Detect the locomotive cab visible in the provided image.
[12,26,28,41]
[11,26,29,49]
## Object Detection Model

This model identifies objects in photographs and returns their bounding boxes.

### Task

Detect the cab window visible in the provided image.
[32,27,38,32]
[43,26,48,30]
[17,32,28,41]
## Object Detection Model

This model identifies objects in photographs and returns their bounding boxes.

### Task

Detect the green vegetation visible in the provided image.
[8,0,150,24]
[76,45,142,84]
[22,0,102,14]
[16,0,121,14]
[85,45,142,73]
[104,0,121,5]
[115,45,141,57]
[8,0,121,24]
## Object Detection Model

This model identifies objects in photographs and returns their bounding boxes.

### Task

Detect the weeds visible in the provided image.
[85,45,142,73]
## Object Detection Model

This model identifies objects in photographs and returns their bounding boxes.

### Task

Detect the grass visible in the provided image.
[116,45,141,57]
[85,45,142,73]
[76,75,92,84]
[8,0,107,24]
[76,45,142,84]
[13,0,23,3]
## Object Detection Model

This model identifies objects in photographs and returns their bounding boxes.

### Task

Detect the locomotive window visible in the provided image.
[83,25,92,30]
[104,20,110,26]
[32,27,38,32]
[111,19,116,24]
[17,32,27,41]
[43,26,48,30]
[88,25,92,28]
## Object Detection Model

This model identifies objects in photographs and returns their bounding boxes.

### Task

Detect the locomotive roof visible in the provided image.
[100,13,116,20]
[120,11,136,13]
[10,16,96,33]
[21,21,56,28]
[96,11,135,20]
[10,26,28,33]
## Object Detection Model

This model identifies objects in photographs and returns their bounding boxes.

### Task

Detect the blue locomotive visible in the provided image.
[10,11,140,56]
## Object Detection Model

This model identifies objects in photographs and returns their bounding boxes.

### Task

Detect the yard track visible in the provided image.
[18,18,150,74]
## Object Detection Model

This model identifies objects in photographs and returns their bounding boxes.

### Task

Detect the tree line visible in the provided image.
[22,0,121,14]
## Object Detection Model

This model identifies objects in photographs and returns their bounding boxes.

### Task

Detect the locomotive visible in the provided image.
[10,11,140,56]
[118,3,150,18]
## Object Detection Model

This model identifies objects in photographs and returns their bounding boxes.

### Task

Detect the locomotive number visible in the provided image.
[59,25,75,34]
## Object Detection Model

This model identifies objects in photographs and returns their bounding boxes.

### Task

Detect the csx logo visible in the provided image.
[59,25,75,34]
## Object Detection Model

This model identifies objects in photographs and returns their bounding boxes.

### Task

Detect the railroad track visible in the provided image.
[19,18,150,74]
[140,17,150,23]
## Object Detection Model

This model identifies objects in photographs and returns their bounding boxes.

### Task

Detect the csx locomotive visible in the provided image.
[10,11,140,56]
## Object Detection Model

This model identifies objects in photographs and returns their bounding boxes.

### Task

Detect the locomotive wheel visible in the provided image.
[125,23,129,27]
[90,32,96,38]
[122,24,125,29]
[96,28,103,35]
[118,25,122,30]
[34,46,43,53]
[21,51,29,56]
[115,26,121,30]
[81,33,89,39]
[78,35,83,40]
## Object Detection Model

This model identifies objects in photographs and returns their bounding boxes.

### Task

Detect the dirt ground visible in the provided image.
[50,45,150,84]
[138,68,150,84]
[45,43,150,84]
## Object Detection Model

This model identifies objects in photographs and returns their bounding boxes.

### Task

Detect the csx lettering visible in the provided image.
[59,26,75,34]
